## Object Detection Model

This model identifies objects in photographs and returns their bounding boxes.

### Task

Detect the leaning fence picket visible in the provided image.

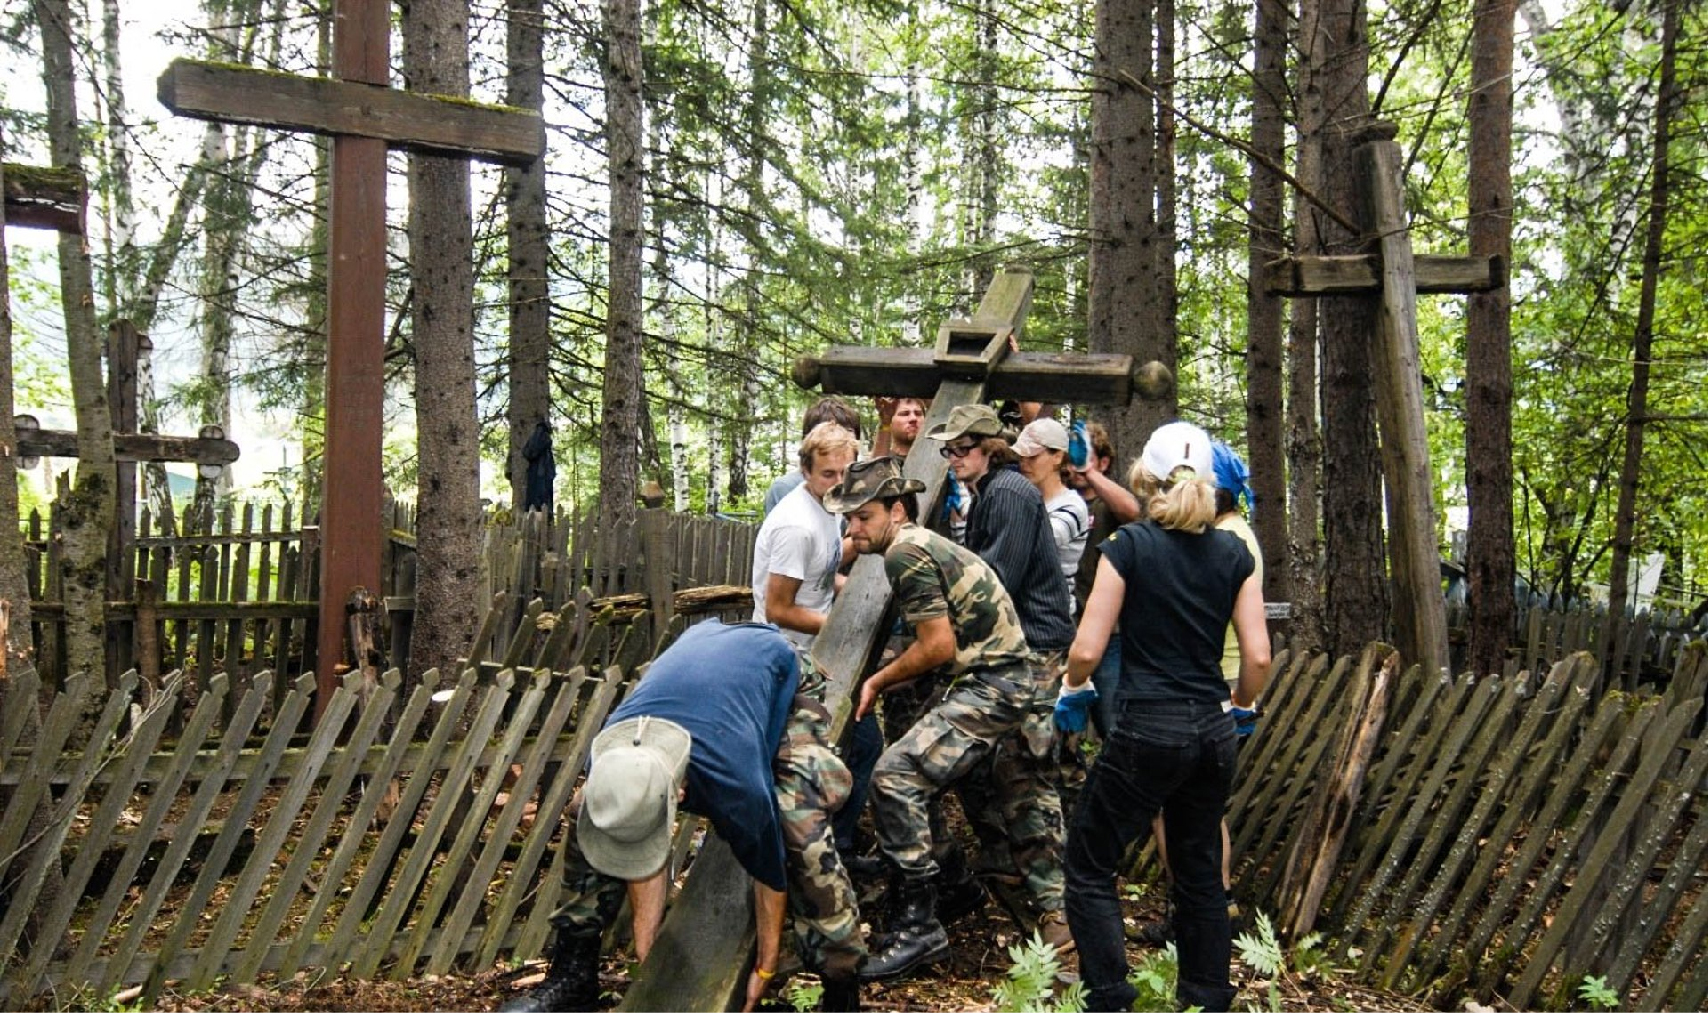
[0,671,95,882]
[0,665,44,779]
[276,669,443,980]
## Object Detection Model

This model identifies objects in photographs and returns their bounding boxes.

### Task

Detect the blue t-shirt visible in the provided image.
[1097,519,1254,704]
[605,621,798,889]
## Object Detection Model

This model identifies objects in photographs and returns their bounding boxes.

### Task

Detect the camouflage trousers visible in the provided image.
[554,689,867,980]
[957,650,1068,917]
[869,664,1033,882]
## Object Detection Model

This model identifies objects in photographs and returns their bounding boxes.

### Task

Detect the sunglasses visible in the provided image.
[939,442,979,459]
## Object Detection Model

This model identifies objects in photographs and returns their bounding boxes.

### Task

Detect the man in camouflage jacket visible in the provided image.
[826,456,1035,981]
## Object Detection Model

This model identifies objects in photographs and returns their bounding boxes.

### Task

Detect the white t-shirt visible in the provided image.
[1045,488,1090,613]
[751,481,843,647]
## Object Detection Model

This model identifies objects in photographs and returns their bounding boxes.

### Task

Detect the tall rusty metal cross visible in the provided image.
[154,0,543,710]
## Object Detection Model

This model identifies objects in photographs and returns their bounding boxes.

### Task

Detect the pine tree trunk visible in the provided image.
[598,0,645,530]
[1604,0,1675,671]
[404,0,483,679]
[1314,0,1388,658]
[1089,0,1173,459]
[36,0,115,688]
[1464,0,1516,678]
[506,0,552,514]
[1245,0,1288,609]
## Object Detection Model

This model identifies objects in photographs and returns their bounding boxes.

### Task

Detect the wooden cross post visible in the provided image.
[155,0,543,709]
[617,266,1171,1011]
[1267,120,1505,678]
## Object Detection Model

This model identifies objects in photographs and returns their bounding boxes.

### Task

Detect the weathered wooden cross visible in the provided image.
[154,0,544,708]
[1266,120,1504,678]
[618,267,1170,1010]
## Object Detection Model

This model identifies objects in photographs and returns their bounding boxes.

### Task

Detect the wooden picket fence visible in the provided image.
[20,498,759,706]
[0,621,660,1007]
[1222,640,1708,1011]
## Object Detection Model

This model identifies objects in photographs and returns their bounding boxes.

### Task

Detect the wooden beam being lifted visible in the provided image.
[792,347,1146,404]
[157,59,545,166]
[1267,252,1505,296]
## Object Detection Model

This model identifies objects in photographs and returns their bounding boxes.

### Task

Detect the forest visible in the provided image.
[1,0,1705,683]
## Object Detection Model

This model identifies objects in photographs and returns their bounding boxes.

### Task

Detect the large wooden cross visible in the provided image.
[155,0,544,709]
[1266,120,1504,678]
[618,267,1170,1010]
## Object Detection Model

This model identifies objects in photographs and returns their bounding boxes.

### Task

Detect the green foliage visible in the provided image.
[785,976,824,1012]
[1126,943,1179,1012]
[1234,910,1325,982]
[991,931,1086,1013]
[1576,974,1619,1011]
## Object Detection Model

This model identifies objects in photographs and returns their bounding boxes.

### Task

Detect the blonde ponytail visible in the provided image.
[1128,462,1217,532]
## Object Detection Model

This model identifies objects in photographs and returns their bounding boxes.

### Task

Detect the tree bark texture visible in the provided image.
[1246,0,1288,608]
[0,149,37,672]
[598,0,645,530]
[1313,0,1389,657]
[36,0,115,688]
[404,0,482,679]
[1464,0,1516,678]
[1604,0,1675,667]
[506,0,552,514]
[1286,0,1327,653]
[1089,0,1174,461]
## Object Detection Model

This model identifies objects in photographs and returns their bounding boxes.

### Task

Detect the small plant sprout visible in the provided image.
[991,931,1087,1013]
[1577,974,1619,1010]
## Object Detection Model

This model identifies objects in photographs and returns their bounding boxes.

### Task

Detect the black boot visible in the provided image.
[933,847,986,925]
[859,880,950,982]
[819,975,862,1012]
[500,923,603,1012]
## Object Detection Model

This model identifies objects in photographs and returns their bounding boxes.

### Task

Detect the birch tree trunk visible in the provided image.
[98,0,134,313]
[36,0,115,687]
[598,0,645,530]
[1604,0,1676,668]
[1464,0,1516,678]
[403,0,482,679]
[1315,0,1388,657]
[506,0,552,514]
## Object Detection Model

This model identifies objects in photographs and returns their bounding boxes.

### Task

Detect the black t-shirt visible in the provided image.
[1097,519,1255,704]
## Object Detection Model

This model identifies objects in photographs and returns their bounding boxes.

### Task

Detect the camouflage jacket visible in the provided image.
[884,522,1031,676]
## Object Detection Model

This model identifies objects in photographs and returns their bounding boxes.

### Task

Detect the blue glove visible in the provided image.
[1054,683,1098,733]
[1068,421,1091,469]
[1231,705,1258,738]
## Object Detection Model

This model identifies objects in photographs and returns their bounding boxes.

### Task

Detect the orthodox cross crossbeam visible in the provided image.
[2,162,84,233]
[154,0,544,708]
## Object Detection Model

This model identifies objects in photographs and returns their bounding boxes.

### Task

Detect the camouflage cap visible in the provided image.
[924,404,1005,442]
[822,455,926,514]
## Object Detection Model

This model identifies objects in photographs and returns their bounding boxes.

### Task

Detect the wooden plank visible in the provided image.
[228,670,402,984]
[5,672,177,1002]
[404,668,552,975]
[1471,700,1658,998]
[1645,822,1708,1009]
[0,671,94,873]
[1360,128,1450,679]
[67,674,226,989]
[1264,252,1504,296]
[351,670,517,978]
[2,160,83,233]
[1227,650,1315,823]
[0,672,140,975]
[1506,701,1704,1009]
[793,347,1137,404]
[13,426,241,465]
[1414,655,1600,993]
[505,669,625,966]
[141,673,318,1004]
[0,665,42,779]
[156,59,544,165]
[276,669,442,979]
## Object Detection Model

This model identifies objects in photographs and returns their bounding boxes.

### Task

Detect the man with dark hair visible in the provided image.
[826,456,1036,981]
[499,622,866,1013]
[765,397,864,514]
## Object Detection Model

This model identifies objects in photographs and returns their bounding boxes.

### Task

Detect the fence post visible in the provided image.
[639,499,673,642]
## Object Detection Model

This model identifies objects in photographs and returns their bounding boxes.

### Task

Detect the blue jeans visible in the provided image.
[1064,698,1239,1012]
[1088,639,1122,739]
[833,711,884,855]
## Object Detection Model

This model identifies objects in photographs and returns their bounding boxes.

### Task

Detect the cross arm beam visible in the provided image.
[792,347,1148,405]
[3,162,83,233]
[13,419,239,467]
[1266,253,1505,297]
[157,59,545,166]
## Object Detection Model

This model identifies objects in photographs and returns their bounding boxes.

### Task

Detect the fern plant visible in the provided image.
[991,931,1087,1013]
[785,976,824,1012]
[1127,943,1180,1012]
[1577,975,1619,1011]
[1235,909,1325,981]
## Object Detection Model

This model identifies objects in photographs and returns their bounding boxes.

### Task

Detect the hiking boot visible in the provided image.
[860,880,950,982]
[500,922,603,1013]
[840,851,889,882]
[1126,914,1173,946]
[936,875,987,925]
[819,975,862,1011]
[1037,910,1075,954]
